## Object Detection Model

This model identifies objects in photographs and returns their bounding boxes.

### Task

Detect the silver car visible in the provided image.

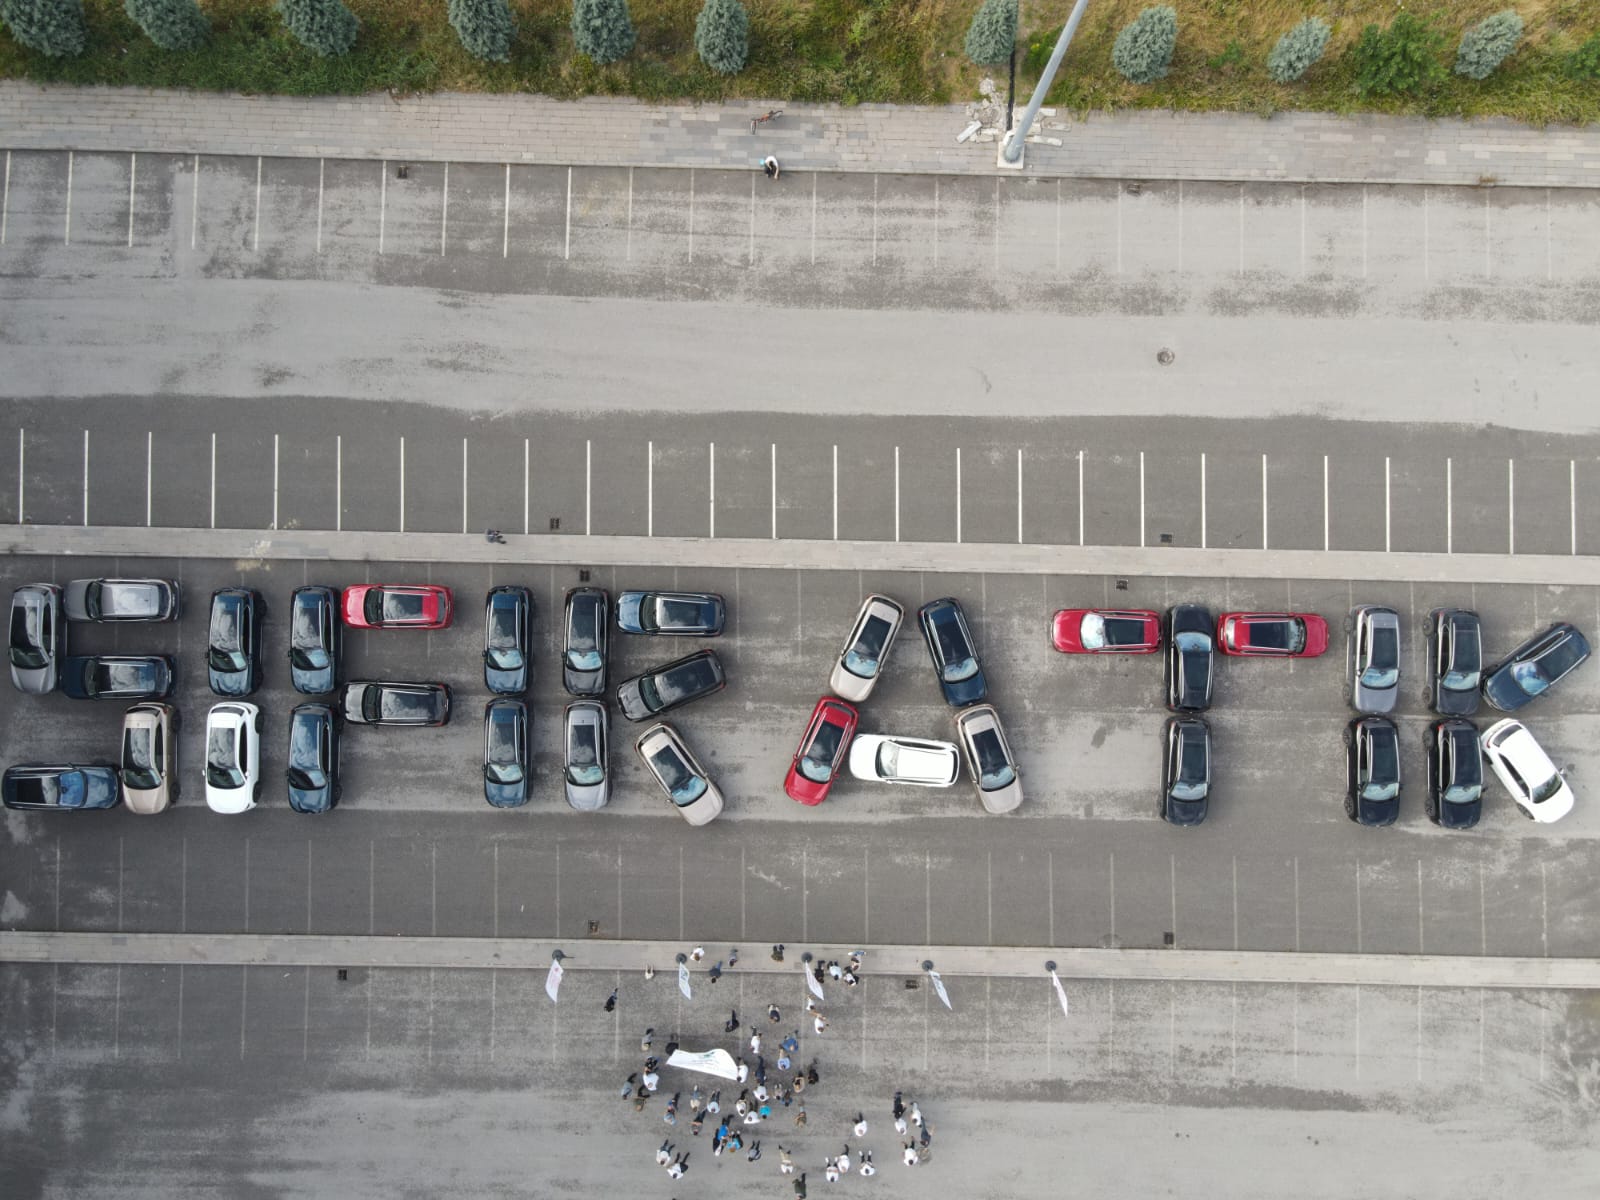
[847,733,959,787]
[829,594,904,703]
[955,704,1023,814]
[563,701,610,811]
[634,723,724,826]
[63,578,181,623]
[9,583,64,693]
[1349,605,1401,714]
[121,703,177,815]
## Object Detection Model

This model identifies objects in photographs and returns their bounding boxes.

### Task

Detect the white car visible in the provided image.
[847,734,959,787]
[829,594,903,703]
[955,704,1023,814]
[635,723,723,826]
[204,702,261,814]
[1480,718,1573,823]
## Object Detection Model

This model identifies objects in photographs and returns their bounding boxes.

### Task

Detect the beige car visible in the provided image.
[955,704,1023,814]
[120,703,177,814]
[634,723,724,826]
[829,594,904,703]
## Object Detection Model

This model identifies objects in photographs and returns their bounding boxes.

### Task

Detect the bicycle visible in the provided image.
[751,109,783,134]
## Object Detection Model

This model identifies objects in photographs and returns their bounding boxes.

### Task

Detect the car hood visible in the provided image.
[1436,797,1480,830]
[565,778,610,811]
[564,661,604,696]
[1356,795,1400,826]
[485,663,527,694]
[1433,685,1478,717]
[1165,796,1208,826]
[1482,670,1533,711]
[485,778,529,809]
[615,592,645,630]
[292,662,335,694]
[941,671,988,708]
[288,782,334,814]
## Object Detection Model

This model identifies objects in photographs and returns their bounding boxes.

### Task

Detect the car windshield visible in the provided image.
[1363,733,1399,801]
[100,661,150,693]
[1510,660,1552,696]
[651,658,716,708]
[875,743,900,777]
[55,772,82,808]
[486,604,523,670]
[291,601,329,670]
[206,725,244,788]
[657,599,707,629]
[1174,630,1211,654]
[381,591,426,622]
[843,614,893,679]
[1443,783,1480,805]
[288,718,324,782]
[121,725,160,789]
[9,605,45,668]
[1536,636,1588,681]
[1440,666,1477,690]
[1249,619,1304,652]
[650,745,707,806]
[567,599,602,670]
[1530,772,1566,804]
[1171,734,1207,800]
[1361,624,1399,688]
[1083,614,1146,649]
[971,729,1015,791]
[360,689,384,722]
[799,719,846,784]
[566,724,604,786]
[209,646,249,673]
[933,613,978,682]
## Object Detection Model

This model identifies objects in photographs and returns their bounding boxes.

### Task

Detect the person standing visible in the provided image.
[771,943,786,963]
[824,1158,840,1184]
[892,1091,905,1120]
[688,1085,703,1113]
[793,1172,807,1198]
[619,1072,637,1098]
[853,1114,868,1138]
[642,1067,659,1093]
[794,1104,807,1127]
[656,1139,672,1165]
[729,948,740,967]
[761,156,781,180]
[902,1143,919,1166]
[726,1010,741,1033]
[706,1089,721,1115]
[709,961,723,983]
[768,1003,782,1024]
[667,1151,688,1179]
[909,1101,922,1127]
[813,1014,828,1036]
[778,1145,795,1174]
[750,1032,762,1056]
[603,989,617,1012]
[689,1110,705,1136]
[859,1150,876,1176]
[691,946,705,962]
[837,1146,852,1174]
[663,1092,679,1124]
[747,1139,762,1163]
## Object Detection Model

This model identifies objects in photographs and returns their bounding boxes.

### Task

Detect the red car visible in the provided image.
[342,585,453,630]
[1217,612,1328,658]
[784,697,859,806]
[1052,609,1161,654]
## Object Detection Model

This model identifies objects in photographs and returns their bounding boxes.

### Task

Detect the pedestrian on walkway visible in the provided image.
[689,1085,703,1113]
[750,1032,762,1056]
[807,1061,820,1086]
[691,946,705,962]
[726,1009,740,1033]
[657,1139,673,1165]
[743,1109,762,1126]
[641,1028,654,1053]
[753,1083,769,1104]
[778,1086,793,1108]
[736,1057,750,1084]
[848,950,863,973]
[902,1143,919,1166]
[843,970,858,988]
[853,1114,868,1138]
[709,961,723,983]
[619,1072,637,1098]
[772,943,785,962]
[633,1086,649,1113]
[768,1003,782,1023]
[603,988,617,1012]
[747,1139,762,1163]
[690,1111,705,1136]
[828,961,843,981]
[736,1092,750,1117]
[667,1151,688,1179]
[783,1033,800,1055]
[716,1118,730,1143]
[892,1091,905,1120]
[663,1040,679,1057]
[644,1055,659,1074]
[755,1055,767,1085]
[837,1147,852,1174]
[824,1158,840,1183]
[663,1092,679,1124]
[728,1130,743,1153]
[729,948,740,967]
[894,1114,907,1136]
[759,1102,773,1120]
[859,1150,876,1177]
[794,1171,807,1198]
[812,961,826,985]
[919,1124,931,1151]
[642,1068,659,1093]
[909,1101,922,1127]
[779,1145,795,1174]
[706,1089,721,1115]
[813,1014,828,1036]
[643,965,655,980]
[761,156,781,180]
[777,1053,792,1073]
[795,1105,807,1127]
[793,1073,806,1094]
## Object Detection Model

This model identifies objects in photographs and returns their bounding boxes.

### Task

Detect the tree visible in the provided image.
[1454,10,1524,80]
[963,0,1016,67]
[124,0,209,51]
[1112,6,1177,85]
[276,0,359,56]
[0,0,87,57]
[1266,16,1330,84]
[1350,11,1445,98]
[694,0,748,76]
[448,0,514,63]
[571,0,635,65]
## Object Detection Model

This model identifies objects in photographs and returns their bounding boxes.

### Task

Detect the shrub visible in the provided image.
[0,0,87,56]
[1454,10,1524,80]
[694,0,748,76]
[447,0,514,63]
[124,0,209,51]
[275,0,359,57]
[1350,11,1446,98]
[1568,31,1600,81]
[1267,16,1331,84]
[571,0,635,64]
[1112,6,1177,85]
[963,0,1016,68]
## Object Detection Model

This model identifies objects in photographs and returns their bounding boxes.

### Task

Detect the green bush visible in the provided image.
[571,0,634,64]
[124,0,209,51]
[1454,10,1523,80]
[963,0,1016,68]
[693,0,748,76]
[447,0,514,63]
[0,0,87,56]
[1112,6,1177,85]
[1568,31,1600,81]
[1266,16,1330,84]
[1350,11,1446,98]
[275,0,359,57]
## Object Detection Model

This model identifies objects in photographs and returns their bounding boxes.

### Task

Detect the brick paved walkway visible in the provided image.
[4,82,1600,187]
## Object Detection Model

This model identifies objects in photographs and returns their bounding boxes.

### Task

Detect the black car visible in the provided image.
[341,681,452,727]
[616,590,725,637]
[1425,718,1482,829]
[208,587,263,697]
[917,598,987,708]
[1428,608,1481,717]
[1165,604,1215,713]
[1482,622,1591,712]
[289,586,341,695]
[60,655,174,701]
[1161,716,1211,826]
[1345,716,1401,827]
[617,650,726,722]
[563,586,610,696]
[2,764,121,811]
[286,704,340,813]
[484,586,533,695]
[483,698,530,808]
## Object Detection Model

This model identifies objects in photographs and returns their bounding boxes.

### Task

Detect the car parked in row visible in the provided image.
[955,705,1021,814]
[9,583,64,693]
[2,764,120,811]
[1348,605,1400,714]
[1428,608,1481,717]
[63,577,180,623]
[830,594,902,702]
[483,699,530,808]
[120,702,176,814]
[61,654,174,701]
[563,701,610,811]
[1052,608,1161,655]
[1481,718,1573,823]
[204,701,261,814]
[617,590,725,637]
[1218,611,1328,658]
[919,598,986,708]
[1482,622,1590,712]
[1161,716,1211,826]
[342,584,453,630]
[848,734,960,788]
[341,681,452,727]
[784,697,859,806]
[617,649,725,722]
[483,586,532,695]
[1165,605,1215,713]
[208,587,264,697]
[1425,718,1482,829]
[286,703,340,814]
[1345,716,1401,827]
[635,722,723,825]
[563,587,610,696]
[289,585,341,694]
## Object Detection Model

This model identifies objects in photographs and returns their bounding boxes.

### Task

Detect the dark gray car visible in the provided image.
[616,590,725,637]
[1428,609,1481,717]
[9,583,64,694]
[617,650,726,721]
[287,703,340,813]
[341,681,452,727]
[63,578,180,622]
[1165,604,1214,713]
[60,655,174,701]
[562,587,610,696]
[1349,605,1401,714]
[289,586,341,695]
[1161,716,1211,826]
[3,764,121,811]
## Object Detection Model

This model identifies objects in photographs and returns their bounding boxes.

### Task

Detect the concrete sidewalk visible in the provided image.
[4,82,1600,188]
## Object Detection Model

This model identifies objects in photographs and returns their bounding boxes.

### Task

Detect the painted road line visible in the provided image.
[336,435,343,533]
[956,447,963,544]
[1484,191,1492,280]
[1016,448,1023,545]
[81,429,88,526]
[625,167,633,262]
[893,446,900,543]
[1384,456,1392,552]
[378,161,387,256]
[1237,185,1244,276]
[647,440,654,538]
[502,164,509,259]
[585,439,592,536]
[1,149,10,245]
[1261,453,1269,551]
[273,433,280,530]
[686,168,695,264]
[1508,458,1515,555]
[770,442,777,540]
[127,153,136,248]
[709,442,716,538]
[190,155,199,250]
[932,178,939,268]
[1424,188,1430,282]
[522,438,529,536]
[461,438,469,535]
[209,433,216,529]
[564,166,572,262]
[315,158,324,254]
[1570,459,1577,556]
[1078,450,1085,547]
[440,161,449,256]
[145,432,152,528]
[1139,450,1146,549]
[253,156,261,253]
[871,174,879,269]
[1361,185,1368,279]
[747,172,756,267]
[832,444,839,542]
[15,429,23,524]
[64,150,73,246]
[398,436,406,534]
[810,174,818,267]
[1200,452,1207,550]
[1446,457,1453,554]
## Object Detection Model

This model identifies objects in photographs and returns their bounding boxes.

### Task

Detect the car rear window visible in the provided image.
[382,591,427,621]
[971,729,1015,791]
[1249,619,1304,652]
[1102,617,1149,646]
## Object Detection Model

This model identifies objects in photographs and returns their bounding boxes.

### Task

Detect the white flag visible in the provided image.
[805,963,825,1002]
[678,960,694,1000]
[1049,970,1070,1020]
[666,1047,739,1081]
[926,968,952,1011]
[544,958,564,1003]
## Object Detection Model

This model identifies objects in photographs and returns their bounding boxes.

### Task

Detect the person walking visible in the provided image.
[709,961,723,983]
[837,1146,852,1174]
[688,1085,703,1113]
[852,1114,868,1138]
[656,1139,673,1165]
[735,1092,750,1118]
[754,1055,767,1086]
[735,1058,750,1084]
[828,961,843,981]
[603,989,617,1012]
[902,1143,919,1166]
[641,1028,654,1053]
[753,1083,769,1104]
[725,1010,740,1033]
[909,1101,922,1127]
[729,948,740,967]
[848,950,863,973]
[643,965,655,980]
[824,1158,841,1184]
[750,1032,762,1056]
[761,156,781,180]
[779,1145,795,1174]
[619,1072,637,1098]
[690,1110,705,1136]
[807,1062,820,1087]
[794,1104,807,1127]
[768,1003,782,1024]
[663,1092,679,1124]
[632,1085,649,1113]
[706,1089,721,1115]
[813,1014,828,1036]
[642,1067,659,1093]
[812,961,826,985]
[793,1172,807,1198]
[772,943,785,962]
[892,1091,905,1120]
[747,1139,762,1163]
[894,1113,908,1136]
[859,1150,876,1177]
[690,946,705,962]
[843,970,858,988]
[783,1033,801,1056]
[667,1151,688,1179]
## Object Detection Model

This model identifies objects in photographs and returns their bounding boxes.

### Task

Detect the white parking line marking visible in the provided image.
[932,178,939,268]
[1169,853,1178,943]
[1323,454,1330,551]
[585,439,592,535]
[1361,185,1368,278]
[145,431,152,526]
[1016,448,1023,544]
[1261,453,1268,550]
[1,149,10,244]
[872,174,879,268]
[81,429,88,525]
[956,447,963,544]
[522,438,529,535]
[1540,860,1548,955]
[770,442,777,539]
[502,164,510,259]
[1237,185,1244,275]
[748,172,756,266]
[315,158,323,254]
[1231,856,1239,949]
[209,433,216,528]
[1115,181,1122,274]
[1484,190,1491,279]
[16,428,23,522]
[1176,179,1183,272]
[1139,450,1146,548]
[893,445,900,542]
[1078,450,1085,546]
[127,153,136,248]
[1293,855,1301,951]
[685,168,693,263]
[565,165,575,261]
[1354,858,1363,951]
[190,155,200,250]
[398,436,406,533]
[272,433,280,529]
[811,173,818,266]
[336,435,342,532]
[440,161,449,256]
[461,437,469,534]
[1508,458,1515,554]
[1546,188,1552,281]
[1055,179,1062,271]
[1571,459,1577,555]
[1446,456,1453,553]
[647,440,655,537]
[709,442,716,537]
[1108,851,1116,944]
[1298,185,1305,275]
[833,444,839,541]
[1200,451,1207,549]
[63,150,73,245]
[625,166,634,261]
[1423,187,1429,282]
[1384,455,1391,551]
[253,156,261,253]
[378,161,387,255]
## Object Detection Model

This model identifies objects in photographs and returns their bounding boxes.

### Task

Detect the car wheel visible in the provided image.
[254,714,263,733]
[1343,794,1356,820]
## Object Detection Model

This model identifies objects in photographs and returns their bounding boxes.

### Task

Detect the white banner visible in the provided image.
[678,960,693,1000]
[805,963,825,1002]
[544,958,564,1004]
[666,1047,740,1081]
[926,968,952,1011]
[1049,970,1070,1020]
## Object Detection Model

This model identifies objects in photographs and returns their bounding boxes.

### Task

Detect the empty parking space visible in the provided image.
[257,157,322,269]
[1058,178,1119,278]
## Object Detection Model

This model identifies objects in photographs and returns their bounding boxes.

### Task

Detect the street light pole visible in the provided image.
[1000,0,1092,167]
